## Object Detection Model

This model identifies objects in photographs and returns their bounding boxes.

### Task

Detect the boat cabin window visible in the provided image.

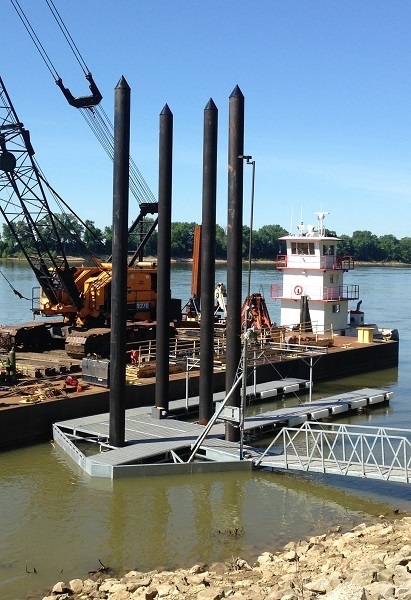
[332,304,341,313]
[323,244,335,256]
[291,242,315,255]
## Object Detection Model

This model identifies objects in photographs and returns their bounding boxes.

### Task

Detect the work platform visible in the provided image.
[53,386,393,479]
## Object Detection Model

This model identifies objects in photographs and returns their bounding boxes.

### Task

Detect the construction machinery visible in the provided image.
[0,75,168,358]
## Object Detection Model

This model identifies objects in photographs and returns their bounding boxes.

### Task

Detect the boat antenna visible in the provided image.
[314,211,329,237]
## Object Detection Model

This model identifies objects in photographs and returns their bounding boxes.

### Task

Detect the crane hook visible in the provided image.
[55,72,102,109]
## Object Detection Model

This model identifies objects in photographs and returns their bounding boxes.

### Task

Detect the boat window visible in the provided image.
[291,242,315,255]
[323,245,335,255]
[333,304,340,313]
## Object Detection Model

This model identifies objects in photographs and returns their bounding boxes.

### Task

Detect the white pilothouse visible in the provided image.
[271,212,357,336]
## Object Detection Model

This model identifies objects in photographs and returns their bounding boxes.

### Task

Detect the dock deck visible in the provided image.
[53,386,393,478]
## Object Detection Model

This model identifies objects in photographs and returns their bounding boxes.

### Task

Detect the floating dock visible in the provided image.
[53,387,393,479]
[0,333,398,449]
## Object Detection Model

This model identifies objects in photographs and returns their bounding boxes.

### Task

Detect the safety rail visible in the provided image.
[270,284,359,302]
[128,336,227,368]
[255,422,411,483]
[275,255,355,270]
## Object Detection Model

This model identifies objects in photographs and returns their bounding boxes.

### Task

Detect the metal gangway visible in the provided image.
[255,422,411,483]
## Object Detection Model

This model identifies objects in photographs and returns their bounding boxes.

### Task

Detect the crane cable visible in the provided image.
[0,268,30,301]
[45,0,89,75]
[10,0,157,206]
[10,0,60,81]
[78,106,157,204]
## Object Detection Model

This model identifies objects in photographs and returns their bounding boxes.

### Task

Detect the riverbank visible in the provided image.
[40,513,411,600]
[2,256,410,267]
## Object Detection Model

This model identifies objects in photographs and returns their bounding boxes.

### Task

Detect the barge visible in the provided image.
[0,212,399,449]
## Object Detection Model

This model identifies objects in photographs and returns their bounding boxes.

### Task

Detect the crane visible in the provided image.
[0,75,160,357]
[10,0,158,260]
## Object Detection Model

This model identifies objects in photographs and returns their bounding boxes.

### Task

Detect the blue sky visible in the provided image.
[2,0,411,239]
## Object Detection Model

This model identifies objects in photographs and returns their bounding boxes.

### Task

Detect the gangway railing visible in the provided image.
[255,422,411,483]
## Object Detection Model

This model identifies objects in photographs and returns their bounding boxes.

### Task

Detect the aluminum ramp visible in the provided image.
[255,421,411,483]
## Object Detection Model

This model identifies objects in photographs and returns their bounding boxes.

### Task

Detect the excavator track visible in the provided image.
[0,321,62,351]
[65,321,173,359]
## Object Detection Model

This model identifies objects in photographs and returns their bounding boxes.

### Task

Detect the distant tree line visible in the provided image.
[1,217,411,263]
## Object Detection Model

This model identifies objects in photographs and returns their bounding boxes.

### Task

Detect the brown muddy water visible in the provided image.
[0,263,410,600]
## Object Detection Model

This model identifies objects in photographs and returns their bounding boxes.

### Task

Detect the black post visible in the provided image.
[109,76,130,447]
[199,98,218,425]
[225,85,244,442]
[155,104,173,414]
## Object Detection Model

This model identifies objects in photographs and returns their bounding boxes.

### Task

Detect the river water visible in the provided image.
[0,261,410,600]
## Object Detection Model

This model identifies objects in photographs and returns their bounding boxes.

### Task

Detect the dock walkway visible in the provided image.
[53,386,393,479]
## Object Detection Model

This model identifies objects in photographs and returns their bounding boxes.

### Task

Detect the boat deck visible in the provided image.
[53,386,392,478]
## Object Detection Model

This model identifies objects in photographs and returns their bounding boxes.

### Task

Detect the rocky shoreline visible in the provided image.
[40,514,411,600]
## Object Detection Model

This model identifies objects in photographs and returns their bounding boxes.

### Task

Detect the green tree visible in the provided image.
[215,224,227,259]
[351,230,384,262]
[253,224,288,259]
[378,234,400,262]
[170,222,196,257]
[144,219,158,256]
[398,237,411,263]
[103,226,113,253]
[83,219,106,256]
[337,234,353,257]
[50,213,85,257]
[1,220,37,257]
[242,225,251,259]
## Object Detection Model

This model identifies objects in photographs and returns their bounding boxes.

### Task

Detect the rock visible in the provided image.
[82,578,99,594]
[139,587,158,600]
[189,563,207,574]
[68,578,84,593]
[156,583,178,597]
[283,550,297,561]
[108,590,132,600]
[185,573,207,585]
[305,577,332,593]
[396,586,411,600]
[51,581,69,594]
[257,552,274,566]
[324,582,366,600]
[366,581,396,598]
[350,568,377,586]
[197,588,225,600]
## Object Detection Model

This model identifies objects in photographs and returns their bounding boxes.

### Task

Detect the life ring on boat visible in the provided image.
[294,285,303,296]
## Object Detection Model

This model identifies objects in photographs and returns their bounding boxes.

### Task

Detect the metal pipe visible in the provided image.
[225,85,244,442]
[238,155,255,456]
[155,104,173,412]
[199,98,218,425]
[109,76,130,447]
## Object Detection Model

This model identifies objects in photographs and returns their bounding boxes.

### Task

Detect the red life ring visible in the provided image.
[294,285,303,296]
